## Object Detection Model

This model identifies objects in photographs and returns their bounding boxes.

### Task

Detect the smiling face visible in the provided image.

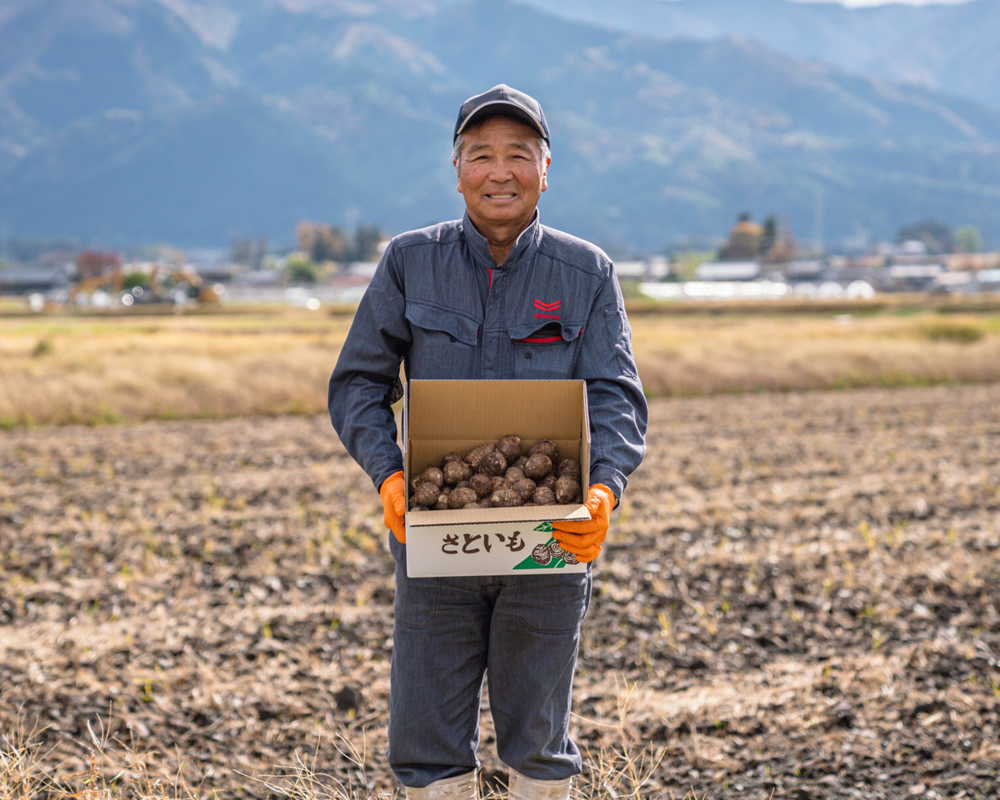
[454,115,550,250]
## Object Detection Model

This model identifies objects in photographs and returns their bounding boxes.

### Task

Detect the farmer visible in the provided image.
[328,84,647,800]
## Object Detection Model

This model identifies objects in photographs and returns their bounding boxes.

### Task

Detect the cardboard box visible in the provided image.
[404,379,591,578]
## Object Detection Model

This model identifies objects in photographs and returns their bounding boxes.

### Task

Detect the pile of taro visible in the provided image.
[409,435,583,510]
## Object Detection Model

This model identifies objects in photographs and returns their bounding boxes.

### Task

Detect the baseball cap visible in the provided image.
[453,84,550,146]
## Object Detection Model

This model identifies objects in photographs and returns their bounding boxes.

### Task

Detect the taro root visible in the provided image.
[523,453,553,481]
[412,481,440,507]
[505,466,525,483]
[555,476,582,504]
[528,439,559,461]
[531,543,553,565]
[512,478,537,502]
[490,487,522,508]
[417,466,445,489]
[411,434,582,511]
[556,459,581,482]
[479,449,508,477]
[532,486,556,505]
[470,472,493,498]
[464,442,497,471]
[443,458,472,485]
[448,487,478,509]
[463,502,482,510]
[497,434,522,462]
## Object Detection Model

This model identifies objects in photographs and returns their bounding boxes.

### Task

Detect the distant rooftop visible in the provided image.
[694,261,761,281]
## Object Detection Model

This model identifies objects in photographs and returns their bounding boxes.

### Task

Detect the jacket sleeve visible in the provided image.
[575,266,648,503]
[328,244,411,490]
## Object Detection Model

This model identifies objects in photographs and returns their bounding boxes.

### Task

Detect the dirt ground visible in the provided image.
[1,384,998,799]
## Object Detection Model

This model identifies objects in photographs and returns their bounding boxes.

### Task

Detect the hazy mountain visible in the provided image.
[516,0,1000,108]
[0,0,998,251]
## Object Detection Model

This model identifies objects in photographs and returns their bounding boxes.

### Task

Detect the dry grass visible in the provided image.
[0,713,197,800]
[0,311,352,427]
[1,700,695,800]
[631,308,1000,396]
[1,301,999,427]
[0,715,377,800]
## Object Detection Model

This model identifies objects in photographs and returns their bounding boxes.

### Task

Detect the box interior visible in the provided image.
[405,380,591,526]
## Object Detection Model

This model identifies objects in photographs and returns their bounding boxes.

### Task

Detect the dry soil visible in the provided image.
[1,385,999,799]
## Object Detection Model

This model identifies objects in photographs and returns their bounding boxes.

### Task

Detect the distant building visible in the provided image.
[874,240,928,259]
[782,260,825,280]
[887,263,945,290]
[977,269,1000,290]
[344,261,379,279]
[194,263,242,284]
[896,240,929,257]
[931,270,977,293]
[615,256,671,281]
[694,261,761,281]
[0,268,69,295]
[236,269,284,286]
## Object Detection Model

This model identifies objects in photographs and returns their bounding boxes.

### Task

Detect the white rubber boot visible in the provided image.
[507,770,571,800]
[405,771,478,800]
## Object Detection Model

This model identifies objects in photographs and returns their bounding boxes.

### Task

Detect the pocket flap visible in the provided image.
[405,301,480,346]
[509,321,582,343]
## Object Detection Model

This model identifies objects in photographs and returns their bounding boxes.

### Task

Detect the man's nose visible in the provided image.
[487,159,514,180]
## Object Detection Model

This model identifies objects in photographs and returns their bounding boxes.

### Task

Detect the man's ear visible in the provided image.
[454,159,463,194]
[540,158,550,193]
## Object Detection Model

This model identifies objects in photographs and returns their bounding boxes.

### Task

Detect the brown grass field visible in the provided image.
[2,297,1000,426]
[1,300,999,799]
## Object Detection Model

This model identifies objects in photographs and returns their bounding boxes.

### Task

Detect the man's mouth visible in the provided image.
[487,193,515,199]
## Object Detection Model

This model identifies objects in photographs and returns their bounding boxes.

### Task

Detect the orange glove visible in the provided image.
[551,483,616,563]
[379,471,407,543]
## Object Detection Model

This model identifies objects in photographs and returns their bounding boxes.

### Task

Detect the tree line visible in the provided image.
[715,213,986,261]
[230,222,385,283]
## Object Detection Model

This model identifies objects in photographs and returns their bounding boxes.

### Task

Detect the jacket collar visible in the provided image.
[462,210,541,270]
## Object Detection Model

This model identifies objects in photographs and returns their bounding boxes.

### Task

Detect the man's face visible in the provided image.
[455,115,549,238]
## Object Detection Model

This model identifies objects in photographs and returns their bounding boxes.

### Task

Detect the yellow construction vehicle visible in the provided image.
[139,263,221,304]
[67,265,124,305]
[66,262,221,307]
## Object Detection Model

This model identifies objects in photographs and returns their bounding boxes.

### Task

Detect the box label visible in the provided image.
[406,521,588,578]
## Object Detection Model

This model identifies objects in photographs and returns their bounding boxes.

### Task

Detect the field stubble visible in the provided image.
[2,306,1000,426]
[2,382,999,799]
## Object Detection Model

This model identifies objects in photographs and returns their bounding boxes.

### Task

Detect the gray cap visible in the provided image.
[453,84,550,145]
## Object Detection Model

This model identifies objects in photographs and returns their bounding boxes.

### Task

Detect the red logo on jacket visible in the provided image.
[533,299,560,320]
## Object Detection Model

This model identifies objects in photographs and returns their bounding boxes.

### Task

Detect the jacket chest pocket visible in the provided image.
[405,301,480,378]
[509,322,583,379]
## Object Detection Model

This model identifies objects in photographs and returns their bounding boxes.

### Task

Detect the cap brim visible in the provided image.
[456,101,547,140]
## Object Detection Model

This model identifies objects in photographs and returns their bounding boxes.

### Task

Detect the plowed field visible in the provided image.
[2,384,999,799]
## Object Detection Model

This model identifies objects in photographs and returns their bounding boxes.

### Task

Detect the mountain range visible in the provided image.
[518,0,1000,107]
[0,0,998,253]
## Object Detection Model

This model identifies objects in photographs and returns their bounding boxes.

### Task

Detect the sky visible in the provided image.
[792,0,970,5]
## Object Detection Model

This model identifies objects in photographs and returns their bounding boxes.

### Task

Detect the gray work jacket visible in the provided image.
[328,211,648,502]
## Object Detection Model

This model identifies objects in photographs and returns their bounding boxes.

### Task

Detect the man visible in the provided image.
[328,84,647,800]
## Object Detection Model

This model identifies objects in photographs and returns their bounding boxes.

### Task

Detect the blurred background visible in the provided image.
[0,0,998,304]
